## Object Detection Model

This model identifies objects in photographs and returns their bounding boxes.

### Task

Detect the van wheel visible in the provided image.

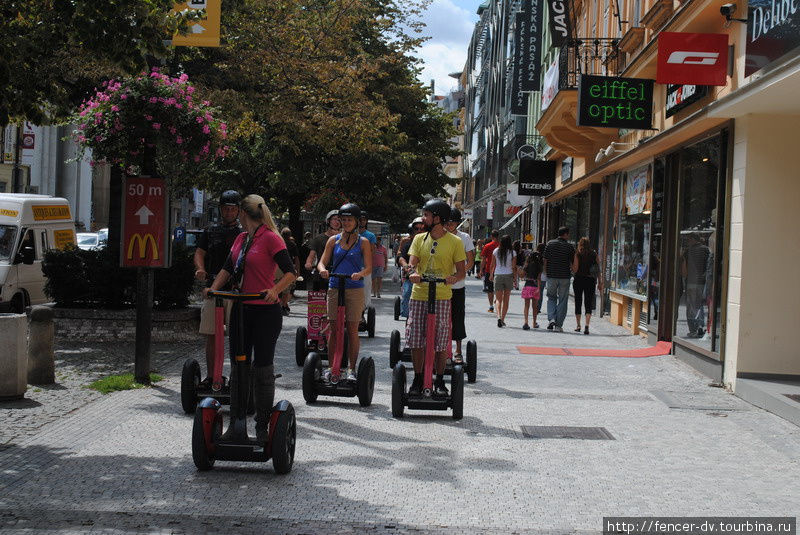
[10,293,25,314]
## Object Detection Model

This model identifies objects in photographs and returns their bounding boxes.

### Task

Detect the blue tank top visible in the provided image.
[329,233,365,289]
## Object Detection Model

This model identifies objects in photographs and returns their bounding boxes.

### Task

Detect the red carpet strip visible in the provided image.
[516,341,672,358]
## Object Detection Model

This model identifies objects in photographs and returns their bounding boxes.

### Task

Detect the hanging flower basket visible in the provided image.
[72,68,228,185]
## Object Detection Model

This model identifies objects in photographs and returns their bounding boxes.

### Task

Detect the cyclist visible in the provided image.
[317,203,372,382]
[358,211,377,312]
[305,209,341,291]
[406,199,466,396]
[194,190,242,387]
[396,217,424,320]
[205,194,297,443]
[445,208,475,362]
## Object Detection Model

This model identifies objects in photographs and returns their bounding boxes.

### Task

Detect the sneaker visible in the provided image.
[409,375,423,395]
[488,306,494,313]
[346,368,357,382]
[584,326,590,335]
[377,294,382,298]
[553,326,564,333]
[322,368,332,383]
[497,318,503,328]
[282,306,290,317]
[198,377,212,388]
[534,323,539,328]
[547,322,555,330]
[522,323,530,331]
[434,378,449,396]
[501,319,506,327]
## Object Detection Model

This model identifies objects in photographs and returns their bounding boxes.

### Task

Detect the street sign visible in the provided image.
[121,177,170,268]
[172,0,221,48]
[174,226,186,243]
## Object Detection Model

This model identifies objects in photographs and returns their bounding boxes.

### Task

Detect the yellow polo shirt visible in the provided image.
[409,231,466,301]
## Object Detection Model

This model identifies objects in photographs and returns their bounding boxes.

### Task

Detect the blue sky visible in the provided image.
[415,0,480,95]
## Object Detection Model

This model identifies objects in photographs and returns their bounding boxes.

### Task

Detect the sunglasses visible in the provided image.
[430,241,438,255]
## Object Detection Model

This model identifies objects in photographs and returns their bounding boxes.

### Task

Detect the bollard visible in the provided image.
[0,313,28,399]
[28,306,55,385]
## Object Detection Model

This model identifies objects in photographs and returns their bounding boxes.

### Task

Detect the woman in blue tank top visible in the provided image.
[317,203,372,382]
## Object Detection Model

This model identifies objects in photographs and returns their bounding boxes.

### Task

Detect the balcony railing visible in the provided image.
[558,38,622,89]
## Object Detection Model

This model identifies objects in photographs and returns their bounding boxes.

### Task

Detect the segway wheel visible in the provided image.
[466,340,478,384]
[389,330,401,369]
[295,327,308,367]
[181,359,201,414]
[367,306,376,338]
[271,403,296,475]
[302,352,321,404]
[191,407,220,470]
[451,365,464,420]
[394,296,401,321]
[356,356,375,407]
[391,363,406,418]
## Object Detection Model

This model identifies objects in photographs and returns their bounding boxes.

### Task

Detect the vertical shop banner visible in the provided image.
[121,177,169,268]
[657,32,728,86]
[511,1,544,115]
[541,58,560,111]
[548,0,570,47]
[746,0,800,76]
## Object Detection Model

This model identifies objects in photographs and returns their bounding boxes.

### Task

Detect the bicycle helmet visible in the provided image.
[359,210,368,221]
[325,209,339,224]
[338,203,361,220]
[220,190,241,206]
[422,199,450,224]
[450,208,463,222]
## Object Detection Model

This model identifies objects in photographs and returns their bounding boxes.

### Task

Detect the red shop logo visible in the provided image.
[657,32,729,86]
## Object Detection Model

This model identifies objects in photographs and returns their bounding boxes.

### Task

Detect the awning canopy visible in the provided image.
[499,205,529,230]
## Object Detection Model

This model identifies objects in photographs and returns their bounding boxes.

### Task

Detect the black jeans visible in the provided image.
[573,275,596,315]
[451,287,466,341]
[229,303,283,368]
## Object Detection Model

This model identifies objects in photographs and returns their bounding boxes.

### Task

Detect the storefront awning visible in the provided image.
[499,205,528,230]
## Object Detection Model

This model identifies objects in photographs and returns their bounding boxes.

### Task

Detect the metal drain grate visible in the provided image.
[784,394,800,404]
[520,426,615,440]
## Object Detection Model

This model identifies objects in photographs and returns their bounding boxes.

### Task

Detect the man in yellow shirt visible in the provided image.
[406,199,466,396]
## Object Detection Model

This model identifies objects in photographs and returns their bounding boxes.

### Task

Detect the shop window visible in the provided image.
[673,134,726,353]
[615,165,651,298]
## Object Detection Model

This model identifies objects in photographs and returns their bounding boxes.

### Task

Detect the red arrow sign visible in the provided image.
[122,177,168,268]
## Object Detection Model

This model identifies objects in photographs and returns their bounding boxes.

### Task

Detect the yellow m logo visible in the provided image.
[127,233,159,260]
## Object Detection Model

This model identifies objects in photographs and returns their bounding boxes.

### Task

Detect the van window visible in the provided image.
[40,230,49,253]
[0,225,17,262]
[20,229,36,260]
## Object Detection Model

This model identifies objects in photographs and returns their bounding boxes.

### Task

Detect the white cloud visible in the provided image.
[414,0,477,95]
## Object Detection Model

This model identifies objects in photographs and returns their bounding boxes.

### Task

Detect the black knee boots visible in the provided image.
[253,364,275,443]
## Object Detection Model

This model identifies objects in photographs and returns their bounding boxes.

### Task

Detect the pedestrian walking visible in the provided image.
[372,236,388,298]
[490,234,516,328]
[473,239,483,279]
[481,231,500,313]
[571,237,599,334]
[358,212,376,311]
[194,190,242,387]
[519,247,543,330]
[446,208,475,361]
[534,242,546,320]
[512,240,522,290]
[279,227,300,315]
[396,217,424,319]
[544,227,575,332]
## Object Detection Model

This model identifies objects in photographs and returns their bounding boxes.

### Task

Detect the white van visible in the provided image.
[0,194,75,313]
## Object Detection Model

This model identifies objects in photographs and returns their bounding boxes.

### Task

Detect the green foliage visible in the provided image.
[88,373,163,394]
[0,1,197,125]
[42,244,196,310]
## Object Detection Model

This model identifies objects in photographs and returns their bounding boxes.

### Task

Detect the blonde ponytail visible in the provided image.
[240,194,278,232]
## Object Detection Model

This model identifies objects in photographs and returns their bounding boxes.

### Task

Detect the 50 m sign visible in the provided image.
[121,177,170,268]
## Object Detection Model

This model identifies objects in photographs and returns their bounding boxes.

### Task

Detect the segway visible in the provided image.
[393,296,401,321]
[192,290,296,474]
[391,276,464,420]
[303,274,375,407]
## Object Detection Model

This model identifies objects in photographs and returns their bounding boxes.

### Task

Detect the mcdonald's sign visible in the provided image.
[121,177,170,268]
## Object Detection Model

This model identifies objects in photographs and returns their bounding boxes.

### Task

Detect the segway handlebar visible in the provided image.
[207,290,267,301]
[419,275,447,284]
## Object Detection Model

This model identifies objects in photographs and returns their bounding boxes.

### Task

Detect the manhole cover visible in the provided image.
[784,394,800,404]
[520,426,615,440]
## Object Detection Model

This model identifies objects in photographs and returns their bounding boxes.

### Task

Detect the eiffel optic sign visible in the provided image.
[511,1,544,115]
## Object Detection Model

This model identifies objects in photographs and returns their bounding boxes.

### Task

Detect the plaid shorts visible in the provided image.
[405,299,451,351]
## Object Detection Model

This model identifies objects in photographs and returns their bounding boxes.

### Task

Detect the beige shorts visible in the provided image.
[199,297,233,335]
[494,274,514,292]
[327,288,365,323]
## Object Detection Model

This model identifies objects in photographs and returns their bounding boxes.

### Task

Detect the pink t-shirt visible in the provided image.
[373,244,387,268]
[229,226,287,305]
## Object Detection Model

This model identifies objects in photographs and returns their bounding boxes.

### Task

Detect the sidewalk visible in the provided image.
[0,276,798,533]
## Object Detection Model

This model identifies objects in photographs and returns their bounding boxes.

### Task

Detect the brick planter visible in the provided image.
[51,306,200,342]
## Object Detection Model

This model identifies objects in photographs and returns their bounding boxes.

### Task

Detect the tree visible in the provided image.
[0,1,195,125]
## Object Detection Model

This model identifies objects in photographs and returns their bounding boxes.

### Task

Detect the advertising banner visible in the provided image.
[746,0,800,76]
[625,166,650,215]
[519,160,556,196]
[665,84,708,117]
[511,13,529,115]
[541,58,560,111]
[121,177,169,268]
[547,0,570,47]
[577,74,654,129]
[511,1,544,115]
[307,291,328,342]
[657,32,728,86]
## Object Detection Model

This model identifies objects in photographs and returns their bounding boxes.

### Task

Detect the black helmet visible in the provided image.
[450,208,463,222]
[359,210,368,220]
[220,190,241,206]
[338,203,361,220]
[422,199,450,223]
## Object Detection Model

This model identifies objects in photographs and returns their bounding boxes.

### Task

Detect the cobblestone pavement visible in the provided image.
[0,276,798,534]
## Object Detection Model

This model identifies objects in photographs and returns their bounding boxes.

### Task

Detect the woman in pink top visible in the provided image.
[207,194,297,443]
[372,236,388,298]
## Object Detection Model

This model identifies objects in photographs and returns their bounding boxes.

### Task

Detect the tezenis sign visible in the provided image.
[577,75,654,129]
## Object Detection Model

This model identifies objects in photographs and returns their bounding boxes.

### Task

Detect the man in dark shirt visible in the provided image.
[305,210,341,291]
[480,230,500,313]
[543,226,575,332]
[194,190,242,384]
